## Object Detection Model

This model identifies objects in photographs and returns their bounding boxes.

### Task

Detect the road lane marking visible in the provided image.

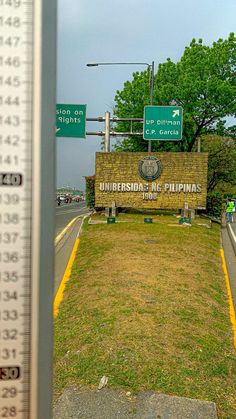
[220,248,236,349]
[228,223,236,243]
[55,216,80,246]
[53,237,80,318]
[55,211,90,245]
[56,208,87,216]
[54,215,88,317]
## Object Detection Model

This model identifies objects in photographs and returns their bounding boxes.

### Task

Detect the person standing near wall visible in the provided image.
[226,198,234,223]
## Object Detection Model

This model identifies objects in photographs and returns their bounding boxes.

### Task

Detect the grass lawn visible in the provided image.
[54,213,236,418]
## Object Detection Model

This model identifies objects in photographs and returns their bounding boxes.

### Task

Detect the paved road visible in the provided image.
[54,217,86,295]
[54,202,90,295]
[231,216,236,235]
[55,201,88,237]
[221,217,236,314]
[226,218,236,255]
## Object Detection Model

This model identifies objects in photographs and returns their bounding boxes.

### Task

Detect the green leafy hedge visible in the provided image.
[85,175,95,209]
[206,191,224,218]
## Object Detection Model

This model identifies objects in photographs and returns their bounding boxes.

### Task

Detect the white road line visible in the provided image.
[76,215,87,238]
[55,211,90,245]
[228,224,236,243]
[55,216,80,246]
[56,209,86,215]
[56,207,87,216]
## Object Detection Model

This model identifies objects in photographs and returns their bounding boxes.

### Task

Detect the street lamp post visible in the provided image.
[86,61,155,152]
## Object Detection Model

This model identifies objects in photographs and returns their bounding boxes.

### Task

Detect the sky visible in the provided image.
[56,0,236,190]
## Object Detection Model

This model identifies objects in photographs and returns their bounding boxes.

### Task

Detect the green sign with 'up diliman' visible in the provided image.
[143,105,183,141]
[56,104,87,138]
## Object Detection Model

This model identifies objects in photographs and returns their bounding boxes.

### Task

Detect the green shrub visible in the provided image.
[206,191,224,218]
[85,175,95,209]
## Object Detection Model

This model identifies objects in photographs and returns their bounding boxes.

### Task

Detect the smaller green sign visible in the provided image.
[56,104,86,138]
[143,105,183,141]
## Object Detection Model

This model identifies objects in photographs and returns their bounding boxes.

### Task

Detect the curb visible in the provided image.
[227,224,236,256]
[54,238,80,318]
[220,248,236,349]
[55,213,90,246]
[54,215,88,318]
[200,214,221,225]
[55,216,80,246]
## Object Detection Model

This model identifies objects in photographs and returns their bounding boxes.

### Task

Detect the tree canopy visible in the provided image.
[114,33,236,153]
[199,134,236,192]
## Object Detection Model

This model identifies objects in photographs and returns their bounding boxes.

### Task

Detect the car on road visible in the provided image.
[72,195,81,202]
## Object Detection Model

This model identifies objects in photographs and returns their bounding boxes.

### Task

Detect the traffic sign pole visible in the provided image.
[148,61,154,152]
[104,111,111,152]
[0,1,57,418]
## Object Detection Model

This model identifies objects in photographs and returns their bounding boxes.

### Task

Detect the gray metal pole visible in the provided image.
[104,111,111,152]
[148,61,154,152]
[34,1,57,418]
[197,137,201,152]
[150,61,154,105]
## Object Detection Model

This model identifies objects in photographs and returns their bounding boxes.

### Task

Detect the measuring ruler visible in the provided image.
[0,1,56,418]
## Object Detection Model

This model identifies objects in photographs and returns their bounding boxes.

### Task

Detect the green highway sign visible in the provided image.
[56,104,86,138]
[143,105,183,141]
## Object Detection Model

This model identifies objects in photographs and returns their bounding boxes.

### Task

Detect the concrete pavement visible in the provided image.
[54,388,217,419]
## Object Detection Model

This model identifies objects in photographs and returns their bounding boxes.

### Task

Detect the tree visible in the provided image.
[84,175,95,209]
[114,70,152,152]
[114,33,236,152]
[201,134,236,217]
[199,134,236,192]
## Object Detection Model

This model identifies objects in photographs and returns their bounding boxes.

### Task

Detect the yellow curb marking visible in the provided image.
[220,248,236,349]
[53,237,80,318]
[54,216,79,246]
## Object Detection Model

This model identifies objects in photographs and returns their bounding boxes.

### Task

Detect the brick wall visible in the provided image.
[95,152,208,209]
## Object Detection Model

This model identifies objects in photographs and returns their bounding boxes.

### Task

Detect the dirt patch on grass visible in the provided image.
[54,214,236,418]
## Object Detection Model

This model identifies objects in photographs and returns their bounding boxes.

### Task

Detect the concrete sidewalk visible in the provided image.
[54,387,218,419]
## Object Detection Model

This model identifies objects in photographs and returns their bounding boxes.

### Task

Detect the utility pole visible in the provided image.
[197,137,201,152]
[148,61,154,152]
[87,62,155,153]
[104,111,110,152]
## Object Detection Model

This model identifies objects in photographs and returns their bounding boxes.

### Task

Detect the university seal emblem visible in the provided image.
[138,156,162,181]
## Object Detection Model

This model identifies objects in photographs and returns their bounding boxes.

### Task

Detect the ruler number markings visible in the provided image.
[0,0,33,418]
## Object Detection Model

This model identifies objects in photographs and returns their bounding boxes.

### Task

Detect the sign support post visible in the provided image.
[104,111,111,152]
[148,61,154,153]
